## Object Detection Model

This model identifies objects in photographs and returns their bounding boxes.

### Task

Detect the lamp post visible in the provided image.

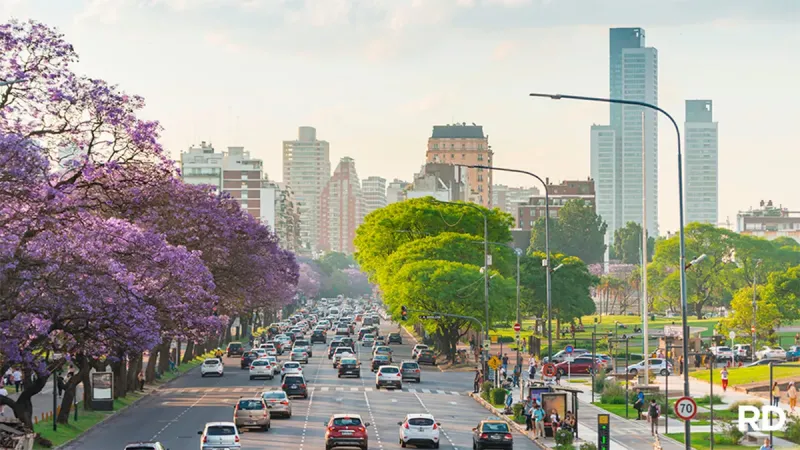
[528,92,690,448]
[752,259,762,353]
[0,79,26,87]
[459,164,553,362]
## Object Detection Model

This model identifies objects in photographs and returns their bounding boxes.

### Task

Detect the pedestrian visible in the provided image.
[473,367,482,394]
[528,361,537,381]
[760,438,771,450]
[772,382,781,407]
[678,355,684,375]
[11,368,22,393]
[634,389,645,420]
[788,382,797,413]
[533,404,545,439]
[721,367,729,392]
[648,399,660,436]
[524,398,534,431]
[550,408,561,434]
[554,369,562,386]
[0,383,7,417]
[513,365,521,388]
[137,371,145,391]
[504,389,513,414]
[57,374,66,397]
[502,353,509,372]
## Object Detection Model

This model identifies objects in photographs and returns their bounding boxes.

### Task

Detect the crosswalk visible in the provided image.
[159,386,465,396]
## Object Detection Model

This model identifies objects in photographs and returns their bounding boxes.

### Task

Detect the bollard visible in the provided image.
[34,416,38,425]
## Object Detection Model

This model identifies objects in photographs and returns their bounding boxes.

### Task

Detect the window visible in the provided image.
[451,154,455,159]
[333,417,363,427]
[207,425,237,436]
[237,399,265,410]
[408,418,435,426]
[478,154,484,161]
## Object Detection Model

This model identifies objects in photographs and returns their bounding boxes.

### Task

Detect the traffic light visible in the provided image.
[401,306,408,321]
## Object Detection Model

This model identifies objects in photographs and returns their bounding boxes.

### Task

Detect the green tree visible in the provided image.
[761,265,800,323]
[318,251,357,271]
[519,251,597,323]
[720,286,781,343]
[530,199,607,264]
[612,221,655,264]
[383,260,514,361]
[354,197,513,281]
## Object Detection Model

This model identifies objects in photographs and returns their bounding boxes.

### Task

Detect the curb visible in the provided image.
[469,392,549,450]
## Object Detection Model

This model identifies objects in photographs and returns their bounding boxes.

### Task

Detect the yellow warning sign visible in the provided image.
[488,356,502,370]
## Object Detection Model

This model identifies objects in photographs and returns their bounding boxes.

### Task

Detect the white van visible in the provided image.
[328,307,340,319]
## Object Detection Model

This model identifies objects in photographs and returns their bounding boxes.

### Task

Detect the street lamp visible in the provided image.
[528,91,691,449]
[0,79,26,87]
[458,164,553,362]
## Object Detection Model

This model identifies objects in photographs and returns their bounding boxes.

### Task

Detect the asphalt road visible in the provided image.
[66,320,539,450]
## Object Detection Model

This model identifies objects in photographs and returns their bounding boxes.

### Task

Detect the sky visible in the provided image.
[2,0,799,235]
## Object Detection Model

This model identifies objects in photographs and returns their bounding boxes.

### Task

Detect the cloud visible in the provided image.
[204,31,246,54]
[74,0,125,24]
[492,40,517,61]
[483,0,532,6]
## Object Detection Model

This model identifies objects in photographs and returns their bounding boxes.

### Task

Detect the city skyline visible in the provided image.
[7,1,797,235]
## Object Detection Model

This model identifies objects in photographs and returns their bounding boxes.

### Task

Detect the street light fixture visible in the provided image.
[0,78,26,87]
[528,91,692,449]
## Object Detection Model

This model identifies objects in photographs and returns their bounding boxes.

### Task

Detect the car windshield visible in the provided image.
[204,359,219,365]
[408,418,435,426]
[252,360,269,366]
[402,363,419,369]
[718,347,731,351]
[292,350,306,354]
[238,400,265,410]
[374,355,389,361]
[207,425,237,436]
[416,346,428,350]
[125,446,157,450]
[284,376,304,384]
[482,423,509,433]
[229,343,242,348]
[333,417,362,426]
[263,391,287,399]
[364,334,374,339]
[420,350,433,355]
[380,367,399,374]
[284,362,300,368]
[341,359,357,365]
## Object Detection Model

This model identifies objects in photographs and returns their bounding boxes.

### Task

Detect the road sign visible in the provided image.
[513,323,521,332]
[565,345,574,354]
[729,331,736,340]
[597,414,610,450]
[751,326,756,333]
[542,363,557,378]
[488,356,502,370]
[420,315,442,320]
[483,341,491,351]
[674,396,698,421]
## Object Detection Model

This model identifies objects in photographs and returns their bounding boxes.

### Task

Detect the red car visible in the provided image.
[324,414,371,450]
[555,356,604,376]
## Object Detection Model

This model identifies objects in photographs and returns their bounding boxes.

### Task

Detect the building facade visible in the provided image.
[282,126,331,252]
[590,125,618,244]
[684,100,719,225]
[737,200,800,243]
[386,179,410,204]
[318,157,363,254]
[610,28,646,135]
[406,163,469,203]
[517,179,596,230]
[425,123,492,207]
[362,176,387,217]
[180,141,224,190]
[223,146,265,220]
[275,183,302,251]
[493,185,541,222]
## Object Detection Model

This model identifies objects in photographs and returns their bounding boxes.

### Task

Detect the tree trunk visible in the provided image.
[0,372,48,429]
[157,342,171,375]
[127,354,142,392]
[145,345,159,382]
[57,355,89,424]
[183,341,195,364]
[176,339,182,367]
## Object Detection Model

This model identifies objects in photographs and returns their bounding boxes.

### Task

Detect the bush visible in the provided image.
[784,416,800,443]
[718,420,744,445]
[579,442,598,450]
[593,377,606,394]
[554,429,575,449]
[498,336,515,343]
[696,394,723,405]
[600,381,627,405]
[490,388,506,405]
[512,402,525,420]
[480,381,494,401]
[728,399,764,412]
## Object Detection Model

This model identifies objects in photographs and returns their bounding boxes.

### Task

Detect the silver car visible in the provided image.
[198,422,242,449]
[233,398,271,431]
[400,361,421,383]
[262,390,293,418]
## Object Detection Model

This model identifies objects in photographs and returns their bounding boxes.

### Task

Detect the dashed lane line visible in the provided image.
[301,343,326,450]
[151,393,208,440]
[413,391,458,450]
[363,391,384,450]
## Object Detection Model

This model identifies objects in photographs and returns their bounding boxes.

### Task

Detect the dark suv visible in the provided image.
[226,342,244,357]
[311,330,327,344]
[282,374,308,399]
[240,351,258,369]
[388,333,402,344]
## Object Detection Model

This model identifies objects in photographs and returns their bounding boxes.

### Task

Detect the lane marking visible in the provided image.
[363,391,384,450]
[299,385,315,450]
[151,392,208,440]
[412,391,458,450]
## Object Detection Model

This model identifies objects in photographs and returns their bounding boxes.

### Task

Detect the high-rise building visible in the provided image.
[362,176,387,217]
[737,200,800,243]
[406,163,470,202]
[426,123,492,207]
[275,182,302,252]
[283,126,331,252]
[180,141,224,190]
[590,125,618,243]
[517,179,596,230]
[386,179,410,204]
[610,28,646,134]
[223,146,265,220]
[318,157,363,254]
[685,100,719,225]
[620,46,659,237]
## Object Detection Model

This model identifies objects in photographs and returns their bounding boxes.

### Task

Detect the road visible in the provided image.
[64,319,541,450]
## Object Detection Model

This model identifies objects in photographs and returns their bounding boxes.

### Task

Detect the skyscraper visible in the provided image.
[426,123,492,207]
[361,176,387,217]
[318,157,363,254]
[282,126,331,252]
[684,100,719,225]
[590,125,618,242]
[609,28,646,134]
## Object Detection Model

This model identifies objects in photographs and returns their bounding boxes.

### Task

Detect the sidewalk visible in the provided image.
[2,383,84,424]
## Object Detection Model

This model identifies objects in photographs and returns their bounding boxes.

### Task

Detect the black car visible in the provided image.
[340,337,355,350]
[311,330,327,344]
[240,351,258,369]
[226,342,244,357]
[328,341,345,359]
[417,350,437,366]
[472,420,513,450]
[337,358,361,378]
[387,333,402,345]
[282,374,308,399]
[371,355,390,372]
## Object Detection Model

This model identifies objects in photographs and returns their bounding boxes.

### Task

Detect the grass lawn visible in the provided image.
[591,402,637,419]
[666,432,744,450]
[691,365,800,386]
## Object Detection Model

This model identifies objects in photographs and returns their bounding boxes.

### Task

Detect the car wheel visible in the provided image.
[338,374,342,378]
[201,374,205,378]
[376,384,380,390]
[660,369,668,376]
[434,442,440,449]
[220,373,224,377]
[400,439,407,448]
[629,369,638,376]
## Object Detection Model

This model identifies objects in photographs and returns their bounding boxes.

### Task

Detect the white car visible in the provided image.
[756,346,787,360]
[260,343,278,357]
[710,346,734,362]
[290,349,309,364]
[264,356,281,375]
[375,365,402,390]
[198,422,241,450]
[362,334,375,347]
[411,345,429,359]
[398,413,440,449]
[281,361,303,378]
[249,359,275,380]
[626,358,672,376]
[252,348,268,359]
[200,358,224,377]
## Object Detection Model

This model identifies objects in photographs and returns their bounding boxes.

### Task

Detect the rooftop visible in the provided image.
[431,124,485,139]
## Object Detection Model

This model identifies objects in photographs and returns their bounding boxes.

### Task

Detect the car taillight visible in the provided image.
[281,400,289,405]
[328,426,336,432]
[504,433,513,440]
[403,422,409,429]
[250,366,255,370]
[415,369,420,373]
[202,436,207,443]
[432,423,438,430]
[480,433,488,439]
[282,384,287,389]
[300,384,306,388]
[358,427,366,433]
[235,435,240,443]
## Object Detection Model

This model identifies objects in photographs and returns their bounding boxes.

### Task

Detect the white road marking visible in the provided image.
[321,387,330,391]
[408,388,417,393]
[364,387,373,392]
[363,391,384,450]
[151,392,207,440]
[412,391,458,450]
[336,387,344,391]
[436,390,446,394]
[422,389,431,393]
[392,398,398,403]
[350,387,359,391]
[233,388,244,392]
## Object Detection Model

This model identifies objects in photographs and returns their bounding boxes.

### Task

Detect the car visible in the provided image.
[416,350,436,366]
[400,361,421,383]
[555,356,603,375]
[388,333,403,345]
[336,326,351,336]
[263,356,281,375]
[362,334,375,347]
[201,358,224,377]
[710,346,734,362]
[338,357,362,378]
[545,348,589,364]
[261,343,278,357]
[472,420,513,450]
[787,346,800,362]
[333,348,356,368]
[312,330,327,344]
[198,422,241,450]
[756,346,787,360]
[626,358,672,376]
[411,345,429,359]
[398,413,440,449]
[374,346,393,361]
[734,344,752,361]
[249,359,275,380]
[282,374,308,399]
[268,339,284,355]
[746,358,784,367]
[291,349,310,364]
[340,337,356,350]
[233,397,271,431]
[324,414,371,450]
[371,354,391,372]
[226,342,244,357]
[123,442,167,450]
[357,327,375,340]
[375,365,402,390]
[240,351,258,369]
[262,390,292,418]
[328,341,345,359]
[281,361,304,379]
[252,348,268,359]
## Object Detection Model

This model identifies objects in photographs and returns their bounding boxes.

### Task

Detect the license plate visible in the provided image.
[491,435,500,440]
[341,431,354,435]
[418,427,424,432]
[291,385,298,388]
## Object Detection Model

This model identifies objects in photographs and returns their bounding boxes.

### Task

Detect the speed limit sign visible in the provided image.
[674,396,698,421]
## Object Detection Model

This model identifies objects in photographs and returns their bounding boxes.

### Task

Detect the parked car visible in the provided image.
[398,414,440,449]
[262,390,292,418]
[545,348,589,364]
[200,358,224,377]
[323,414,370,450]
[416,350,437,366]
[626,358,672,376]
[734,344,752,361]
[472,420,512,450]
[555,356,604,375]
[226,342,244,357]
[400,361,421,383]
[786,346,800,362]
[338,357,361,378]
[282,374,308,399]
[233,398,271,431]
[756,346,787,360]
[198,422,241,450]
[388,332,403,345]
[375,365,402,390]
[746,358,784,367]
[710,346,734,362]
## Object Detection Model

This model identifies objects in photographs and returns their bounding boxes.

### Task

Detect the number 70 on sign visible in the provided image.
[674,396,698,421]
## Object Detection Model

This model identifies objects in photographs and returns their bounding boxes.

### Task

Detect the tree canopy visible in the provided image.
[530,199,607,264]
[612,221,656,264]
[519,252,598,322]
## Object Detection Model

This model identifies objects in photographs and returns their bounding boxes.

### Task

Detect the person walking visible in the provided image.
[473,367,483,394]
[648,399,660,436]
[721,366,729,392]
[533,404,545,439]
[772,382,781,407]
[634,389,645,420]
[760,438,772,450]
[0,383,7,417]
[524,398,534,431]
[512,365,521,388]
[501,353,509,372]
[137,371,145,392]
[11,368,22,393]
[678,355,684,375]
